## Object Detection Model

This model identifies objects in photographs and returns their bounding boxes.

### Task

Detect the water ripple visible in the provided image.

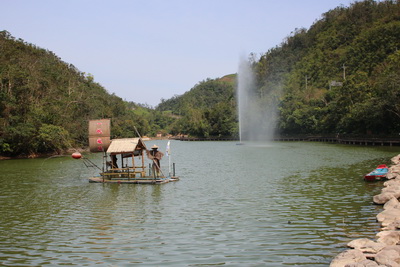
[0,142,399,266]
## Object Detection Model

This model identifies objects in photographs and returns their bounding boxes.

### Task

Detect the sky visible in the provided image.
[2,0,355,107]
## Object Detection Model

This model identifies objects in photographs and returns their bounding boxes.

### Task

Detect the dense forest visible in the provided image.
[156,75,237,138]
[269,0,400,136]
[0,30,172,157]
[1,0,399,157]
[159,0,400,138]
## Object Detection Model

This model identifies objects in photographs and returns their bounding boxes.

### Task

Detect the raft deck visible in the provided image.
[89,176,179,184]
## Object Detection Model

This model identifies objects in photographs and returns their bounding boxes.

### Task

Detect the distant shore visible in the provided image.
[1,135,399,160]
[177,135,400,146]
[0,137,168,160]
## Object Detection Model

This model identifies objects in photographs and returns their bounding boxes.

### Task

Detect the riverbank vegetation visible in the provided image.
[1,0,399,157]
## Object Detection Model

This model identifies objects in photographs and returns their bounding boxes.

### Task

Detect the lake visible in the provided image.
[1,141,399,266]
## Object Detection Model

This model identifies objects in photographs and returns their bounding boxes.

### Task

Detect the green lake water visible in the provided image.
[1,141,400,266]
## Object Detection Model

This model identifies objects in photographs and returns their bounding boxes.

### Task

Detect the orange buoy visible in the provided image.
[71,152,82,159]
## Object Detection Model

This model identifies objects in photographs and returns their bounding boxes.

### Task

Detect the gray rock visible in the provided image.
[381,186,400,198]
[384,245,400,254]
[387,172,399,180]
[391,155,400,165]
[377,209,400,227]
[389,165,400,175]
[381,220,400,231]
[376,231,400,246]
[384,197,400,210]
[347,238,386,253]
[330,249,367,267]
[344,259,380,266]
[374,193,398,205]
[375,246,400,267]
[384,180,400,188]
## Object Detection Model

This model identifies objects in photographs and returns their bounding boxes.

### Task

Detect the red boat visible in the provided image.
[364,164,389,181]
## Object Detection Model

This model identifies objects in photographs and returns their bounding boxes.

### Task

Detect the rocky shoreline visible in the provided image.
[331,154,400,267]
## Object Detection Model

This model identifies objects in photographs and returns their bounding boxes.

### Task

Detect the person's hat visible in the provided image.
[151,144,158,149]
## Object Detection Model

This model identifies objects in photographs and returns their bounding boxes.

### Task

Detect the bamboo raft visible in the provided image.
[89,176,179,184]
[83,119,179,184]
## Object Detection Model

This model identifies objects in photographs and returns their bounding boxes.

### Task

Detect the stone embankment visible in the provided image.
[331,154,400,267]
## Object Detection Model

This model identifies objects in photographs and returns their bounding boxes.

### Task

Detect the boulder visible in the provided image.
[376,231,400,245]
[374,193,398,205]
[347,238,386,253]
[377,209,400,227]
[344,259,380,266]
[384,197,400,210]
[330,249,367,267]
[373,185,400,205]
[389,165,400,175]
[391,155,400,165]
[384,180,400,188]
[387,172,399,180]
[381,186,400,198]
[382,220,400,231]
[375,245,400,267]
[383,245,400,254]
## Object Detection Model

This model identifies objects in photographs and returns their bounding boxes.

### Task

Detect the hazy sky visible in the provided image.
[2,0,354,106]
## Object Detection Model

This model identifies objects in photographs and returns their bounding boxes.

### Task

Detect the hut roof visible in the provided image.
[106,138,147,154]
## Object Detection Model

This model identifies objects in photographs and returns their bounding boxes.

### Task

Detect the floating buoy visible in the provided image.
[71,152,82,159]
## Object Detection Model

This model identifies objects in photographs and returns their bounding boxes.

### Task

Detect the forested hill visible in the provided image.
[0,29,235,157]
[257,0,400,135]
[0,31,156,157]
[156,74,237,137]
[157,0,400,138]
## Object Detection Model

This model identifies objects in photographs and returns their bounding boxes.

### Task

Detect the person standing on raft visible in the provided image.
[146,144,164,177]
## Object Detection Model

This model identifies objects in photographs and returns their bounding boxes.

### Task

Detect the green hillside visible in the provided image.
[0,31,156,157]
[160,0,400,137]
[156,75,237,137]
[257,0,400,135]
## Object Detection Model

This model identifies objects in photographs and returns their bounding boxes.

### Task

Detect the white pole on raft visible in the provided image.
[166,141,171,177]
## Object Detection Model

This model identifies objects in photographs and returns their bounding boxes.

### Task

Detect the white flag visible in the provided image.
[166,141,171,156]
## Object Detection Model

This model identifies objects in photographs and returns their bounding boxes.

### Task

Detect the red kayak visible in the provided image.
[364,164,389,181]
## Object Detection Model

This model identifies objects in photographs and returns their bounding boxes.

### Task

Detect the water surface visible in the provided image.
[1,141,399,266]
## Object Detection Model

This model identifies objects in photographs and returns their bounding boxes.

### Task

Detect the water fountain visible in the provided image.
[237,56,278,144]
